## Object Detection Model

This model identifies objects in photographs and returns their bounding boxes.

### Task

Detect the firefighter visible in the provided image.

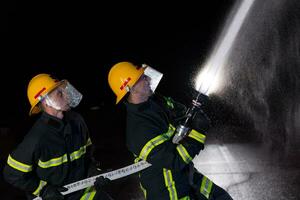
[107,62,233,200]
[3,74,112,200]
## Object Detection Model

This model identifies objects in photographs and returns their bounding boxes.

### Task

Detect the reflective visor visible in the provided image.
[142,64,163,93]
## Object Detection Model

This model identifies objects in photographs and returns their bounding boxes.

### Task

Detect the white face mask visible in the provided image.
[142,64,163,93]
[44,81,83,111]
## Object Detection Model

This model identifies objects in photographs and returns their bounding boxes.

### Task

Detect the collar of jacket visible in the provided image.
[124,97,152,112]
[40,111,65,132]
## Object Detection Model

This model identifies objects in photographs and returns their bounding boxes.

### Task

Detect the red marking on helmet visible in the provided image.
[34,87,46,99]
[120,77,131,90]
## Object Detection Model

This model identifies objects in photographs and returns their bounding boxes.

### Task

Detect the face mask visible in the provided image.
[142,64,163,93]
[44,81,83,111]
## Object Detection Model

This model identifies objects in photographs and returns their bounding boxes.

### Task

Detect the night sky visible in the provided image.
[1,1,236,125]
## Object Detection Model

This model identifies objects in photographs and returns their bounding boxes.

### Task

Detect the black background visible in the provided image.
[0,1,239,199]
[0,0,235,124]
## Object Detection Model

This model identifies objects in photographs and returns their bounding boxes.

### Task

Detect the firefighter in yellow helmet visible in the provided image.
[3,74,113,200]
[108,62,233,200]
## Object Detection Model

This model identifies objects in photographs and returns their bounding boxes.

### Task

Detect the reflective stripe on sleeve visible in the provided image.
[70,146,87,161]
[188,129,206,144]
[176,144,192,164]
[32,180,47,196]
[86,137,92,146]
[7,155,33,173]
[163,168,178,200]
[200,176,213,199]
[38,154,68,168]
[80,186,96,200]
[38,140,91,169]
[140,183,147,198]
[180,196,191,200]
[138,125,175,161]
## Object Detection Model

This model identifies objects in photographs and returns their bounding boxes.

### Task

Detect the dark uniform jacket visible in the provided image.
[3,111,93,199]
[125,95,210,200]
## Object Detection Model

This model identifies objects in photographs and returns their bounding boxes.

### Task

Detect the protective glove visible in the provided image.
[94,176,111,192]
[40,184,68,200]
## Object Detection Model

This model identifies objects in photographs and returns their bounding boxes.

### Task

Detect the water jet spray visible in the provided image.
[172,0,255,143]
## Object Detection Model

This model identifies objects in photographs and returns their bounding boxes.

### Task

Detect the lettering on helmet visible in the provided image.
[120,77,131,90]
[34,87,46,99]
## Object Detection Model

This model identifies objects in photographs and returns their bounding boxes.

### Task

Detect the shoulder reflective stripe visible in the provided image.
[176,144,192,164]
[70,146,86,161]
[38,154,68,168]
[80,187,96,200]
[86,137,92,146]
[138,125,175,160]
[38,140,91,168]
[188,129,206,144]
[139,135,168,160]
[7,155,32,173]
[200,176,213,199]
[32,180,47,196]
[163,168,178,200]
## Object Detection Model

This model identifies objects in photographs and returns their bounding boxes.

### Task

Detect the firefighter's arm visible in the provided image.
[178,129,206,160]
[3,139,42,196]
[78,115,95,174]
[84,134,94,172]
[148,131,205,171]
[138,127,206,171]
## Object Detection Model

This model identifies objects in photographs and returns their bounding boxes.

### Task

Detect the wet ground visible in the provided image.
[194,141,300,200]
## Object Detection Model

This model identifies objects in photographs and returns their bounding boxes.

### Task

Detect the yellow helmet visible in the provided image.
[27,73,63,115]
[108,61,145,104]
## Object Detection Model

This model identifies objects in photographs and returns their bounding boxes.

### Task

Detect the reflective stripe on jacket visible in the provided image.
[3,111,92,199]
[126,95,208,200]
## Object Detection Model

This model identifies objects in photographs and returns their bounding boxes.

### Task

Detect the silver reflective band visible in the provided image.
[33,160,152,200]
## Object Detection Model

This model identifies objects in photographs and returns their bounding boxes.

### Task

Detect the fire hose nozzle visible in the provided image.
[172,124,190,144]
[172,92,208,144]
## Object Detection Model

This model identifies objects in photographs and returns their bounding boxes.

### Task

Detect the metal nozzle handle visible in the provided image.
[172,125,190,144]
